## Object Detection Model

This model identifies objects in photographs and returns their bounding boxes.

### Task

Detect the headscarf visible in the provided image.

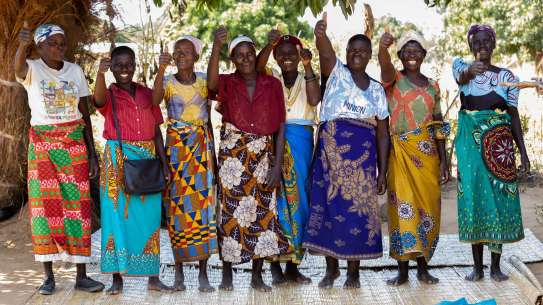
[272,35,303,57]
[397,30,428,52]
[174,35,203,56]
[467,24,496,45]
[228,35,255,56]
[34,24,65,45]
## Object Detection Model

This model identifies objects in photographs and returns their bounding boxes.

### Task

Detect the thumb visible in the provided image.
[476,52,481,61]
[23,20,30,29]
[164,44,169,54]
[322,12,327,23]
[384,25,390,34]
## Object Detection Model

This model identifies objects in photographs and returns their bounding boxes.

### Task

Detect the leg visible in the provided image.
[270,261,287,285]
[465,244,484,281]
[38,262,55,295]
[106,273,123,295]
[416,257,439,284]
[318,256,340,289]
[219,262,234,291]
[490,249,509,282]
[284,261,311,284]
[386,260,409,286]
[198,259,215,292]
[148,275,173,291]
[74,263,104,292]
[250,259,272,292]
[344,260,361,289]
[173,263,186,291]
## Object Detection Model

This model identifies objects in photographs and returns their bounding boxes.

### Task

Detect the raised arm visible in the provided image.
[314,13,336,78]
[152,48,172,105]
[14,22,32,80]
[93,57,111,108]
[299,47,320,106]
[378,31,395,84]
[256,29,281,74]
[207,26,228,94]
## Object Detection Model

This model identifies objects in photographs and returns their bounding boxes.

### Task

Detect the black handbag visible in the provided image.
[110,88,166,195]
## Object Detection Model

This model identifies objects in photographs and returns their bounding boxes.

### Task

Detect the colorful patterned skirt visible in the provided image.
[275,124,313,264]
[100,140,160,276]
[217,123,291,264]
[455,110,524,253]
[303,118,382,260]
[387,122,447,262]
[27,120,92,263]
[164,121,218,262]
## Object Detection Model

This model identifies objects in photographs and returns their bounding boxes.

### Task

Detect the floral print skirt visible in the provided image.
[217,123,292,264]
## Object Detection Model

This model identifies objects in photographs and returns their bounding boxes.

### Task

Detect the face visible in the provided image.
[346,39,371,72]
[274,42,300,73]
[38,34,66,63]
[231,42,256,75]
[173,40,198,71]
[470,31,495,60]
[399,41,426,71]
[111,53,136,85]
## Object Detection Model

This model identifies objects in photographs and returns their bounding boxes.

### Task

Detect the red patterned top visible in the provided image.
[98,83,164,141]
[215,72,286,135]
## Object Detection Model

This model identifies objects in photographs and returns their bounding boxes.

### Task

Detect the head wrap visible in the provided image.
[228,35,255,56]
[272,35,303,57]
[174,35,203,56]
[34,24,65,45]
[397,30,428,52]
[467,24,496,45]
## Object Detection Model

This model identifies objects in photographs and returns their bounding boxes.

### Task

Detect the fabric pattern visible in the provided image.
[163,73,209,126]
[27,120,92,263]
[217,123,292,264]
[100,140,161,276]
[303,118,383,260]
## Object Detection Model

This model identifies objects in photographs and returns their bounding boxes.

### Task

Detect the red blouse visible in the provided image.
[98,83,163,141]
[215,72,286,135]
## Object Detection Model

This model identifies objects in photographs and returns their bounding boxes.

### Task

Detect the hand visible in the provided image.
[379,32,394,50]
[265,165,282,189]
[519,153,530,177]
[377,174,387,195]
[468,54,487,76]
[88,155,99,180]
[98,57,111,74]
[439,161,450,185]
[213,26,228,48]
[268,29,282,46]
[18,21,33,48]
[314,12,327,38]
[298,46,312,66]
[158,48,172,69]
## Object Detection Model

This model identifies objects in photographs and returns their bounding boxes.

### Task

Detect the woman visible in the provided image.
[302,13,390,289]
[14,23,104,295]
[453,24,529,282]
[378,30,449,286]
[255,30,320,285]
[153,36,217,293]
[208,27,292,292]
[94,46,171,293]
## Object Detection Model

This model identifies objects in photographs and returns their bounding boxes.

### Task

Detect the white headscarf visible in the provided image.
[228,35,254,56]
[174,35,204,56]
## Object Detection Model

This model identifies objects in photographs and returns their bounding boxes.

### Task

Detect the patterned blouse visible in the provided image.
[163,72,209,125]
[383,70,442,135]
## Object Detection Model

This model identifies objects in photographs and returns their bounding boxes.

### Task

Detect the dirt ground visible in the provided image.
[1,181,542,305]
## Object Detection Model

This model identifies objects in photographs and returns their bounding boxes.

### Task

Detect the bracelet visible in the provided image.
[304,74,317,82]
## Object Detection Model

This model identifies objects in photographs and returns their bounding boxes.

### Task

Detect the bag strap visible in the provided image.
[109,87,124,157]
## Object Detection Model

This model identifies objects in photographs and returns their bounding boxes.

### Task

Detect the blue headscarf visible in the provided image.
[34,24,65,45]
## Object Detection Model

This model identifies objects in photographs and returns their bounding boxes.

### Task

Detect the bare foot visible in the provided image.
[318,270,340,289]
[417,271,439,284]
[465,268,484,281]
[251,276,272,292]
[270,262,287,286]
[219,268,234,291]
[148,276,173,291]
[343,272,360,289]
[284,264,312,284]
[198,272,215,293]
[106,275,123,295]
[490,267,509,282]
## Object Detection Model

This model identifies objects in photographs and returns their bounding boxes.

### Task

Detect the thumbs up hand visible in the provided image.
[158,45,172,69]
[18,21,33,48]
[314,12,327,38]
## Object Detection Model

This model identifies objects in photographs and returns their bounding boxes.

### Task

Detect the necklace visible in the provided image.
[284,73,302,108]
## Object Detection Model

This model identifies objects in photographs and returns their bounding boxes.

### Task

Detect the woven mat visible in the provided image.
[90,228,543,270]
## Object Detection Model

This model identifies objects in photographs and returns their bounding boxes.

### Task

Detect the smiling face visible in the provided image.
[274,42,300,73]
[173,39,198,71]
[470,31,495,61]
[230,42,257,75]
[346,38,372,73]
[399,41,426,71]
[111,53,135,85]
[38,34,66,63]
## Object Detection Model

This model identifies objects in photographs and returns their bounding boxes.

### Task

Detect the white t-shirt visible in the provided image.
[17,59,90,126]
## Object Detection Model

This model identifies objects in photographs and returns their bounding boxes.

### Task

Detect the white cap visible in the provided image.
[174,35,204,56]
[228,35,255,56]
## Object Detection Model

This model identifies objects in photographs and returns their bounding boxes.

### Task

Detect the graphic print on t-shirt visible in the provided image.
[39,80,79,122]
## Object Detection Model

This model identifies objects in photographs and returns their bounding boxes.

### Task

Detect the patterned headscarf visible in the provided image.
[467,24,496,45]
[34,24,65,45]
[273,35,303,57]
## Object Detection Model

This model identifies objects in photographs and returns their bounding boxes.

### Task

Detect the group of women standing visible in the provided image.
[14,12,529,295]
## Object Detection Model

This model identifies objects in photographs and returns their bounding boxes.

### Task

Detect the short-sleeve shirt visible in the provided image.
[320,58,389,122]
[215,72,286,135]
[17,58,90,126]
[452,57,519,108]
[163,72,209,125]
[383,70,442,135]
[270,69,317,125]
[98,83,163,141]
